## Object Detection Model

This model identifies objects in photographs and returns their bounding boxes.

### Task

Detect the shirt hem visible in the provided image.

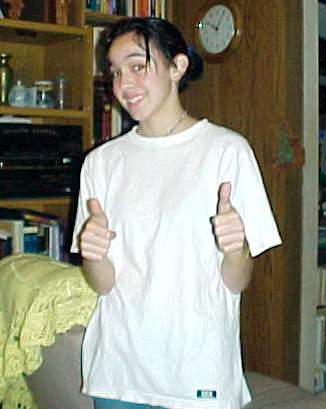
[83,387,251,409]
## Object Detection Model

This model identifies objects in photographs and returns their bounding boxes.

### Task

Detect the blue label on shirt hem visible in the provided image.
[196,390,217,399]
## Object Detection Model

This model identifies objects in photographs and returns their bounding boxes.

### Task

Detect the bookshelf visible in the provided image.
[75,0,173,26]
[84,0,173,143]
[0,16,92,226]
[0,17,93,149]
[0,0,173,249]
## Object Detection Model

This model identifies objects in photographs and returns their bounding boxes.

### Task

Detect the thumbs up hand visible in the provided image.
[212,182,246,255]
[80,198,116,261]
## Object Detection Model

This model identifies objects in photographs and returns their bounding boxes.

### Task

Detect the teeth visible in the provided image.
[127,96,143,104]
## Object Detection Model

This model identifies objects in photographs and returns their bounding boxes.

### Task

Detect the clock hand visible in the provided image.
[204,21,219,31]
[203,10,225,32]
[215,9,225,31]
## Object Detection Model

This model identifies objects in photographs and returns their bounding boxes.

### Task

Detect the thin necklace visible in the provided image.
[137,110,188,137]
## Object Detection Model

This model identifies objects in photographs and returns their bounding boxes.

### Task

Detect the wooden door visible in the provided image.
[172,0,303,384]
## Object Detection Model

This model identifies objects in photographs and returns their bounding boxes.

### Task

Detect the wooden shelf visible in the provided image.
[85,11,124,26]
[0,197,72,221]
[0,197,71,205]
[0,18,88,44]
[0,106,89,119]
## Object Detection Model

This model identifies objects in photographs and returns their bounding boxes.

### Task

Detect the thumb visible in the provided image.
[87,198,108,226]
[217,182,232,214]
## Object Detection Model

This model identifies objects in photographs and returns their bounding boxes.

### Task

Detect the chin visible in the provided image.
[127,110,148,122]
[129,112,143,121]
[123,102,153,123]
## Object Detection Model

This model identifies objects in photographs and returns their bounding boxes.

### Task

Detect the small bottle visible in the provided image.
[56,73,68,109]
[0,53,13,105]
[8,79,26,107]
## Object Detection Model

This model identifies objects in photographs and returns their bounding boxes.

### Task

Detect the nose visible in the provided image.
[116,71,134,91]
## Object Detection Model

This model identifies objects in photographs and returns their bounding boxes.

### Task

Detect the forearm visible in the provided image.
[221,246,254,294]
[82,257,115,295]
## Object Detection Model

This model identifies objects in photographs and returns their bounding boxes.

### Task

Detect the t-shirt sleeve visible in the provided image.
[220,138,282,257]
[70,156,94,253]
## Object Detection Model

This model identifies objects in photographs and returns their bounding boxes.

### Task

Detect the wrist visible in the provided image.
[225,242,250,262]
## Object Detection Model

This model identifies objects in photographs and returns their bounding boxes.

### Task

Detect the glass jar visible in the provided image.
[0,53,13,105]
[9,79,27,107]
[35,80,55,108]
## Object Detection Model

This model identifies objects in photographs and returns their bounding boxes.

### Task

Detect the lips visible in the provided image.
[126,95,144,105]
[123,94,146,116]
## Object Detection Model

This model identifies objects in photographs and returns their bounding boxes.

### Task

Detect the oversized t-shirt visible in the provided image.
[71,119,282,409]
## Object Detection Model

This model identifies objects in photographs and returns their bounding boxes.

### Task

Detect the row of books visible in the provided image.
[86,0,166,18]
[0,207,64,261]
[320,129,326,176]
[318,265,326,306]
[93,75,136,143]
[316,306,326,391]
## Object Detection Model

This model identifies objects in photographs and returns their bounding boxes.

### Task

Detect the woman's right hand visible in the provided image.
[80,198,116,261]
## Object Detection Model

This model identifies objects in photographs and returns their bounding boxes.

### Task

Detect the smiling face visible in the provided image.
[108,32,179,123]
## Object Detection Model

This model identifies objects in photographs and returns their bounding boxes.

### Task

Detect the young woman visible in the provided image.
[71,17,281,409]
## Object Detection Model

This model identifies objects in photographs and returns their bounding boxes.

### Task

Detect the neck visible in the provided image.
[137,107,188,137]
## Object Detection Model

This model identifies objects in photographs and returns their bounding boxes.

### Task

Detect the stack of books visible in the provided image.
[86,0,166,18]
[0,208,64,261]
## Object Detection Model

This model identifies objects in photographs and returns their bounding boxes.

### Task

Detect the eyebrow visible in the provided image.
[124,51,147,59]
[109,51,147,67]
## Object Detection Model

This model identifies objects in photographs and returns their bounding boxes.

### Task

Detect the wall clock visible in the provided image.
[194,0,242,62]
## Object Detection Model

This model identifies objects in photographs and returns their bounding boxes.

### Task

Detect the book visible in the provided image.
[111,99,122,138]
[93,26,106,76]
[126,0,133,16]
[116,0,127,15]
[23,225,39,254]
[93,75,113,144]
[315,365,326,392]
[85,0,93,10]
[139,0,150,16]
[0,229,12,258]
[316,310,326,366]
[133,0,139,16]
[109,0,118,14]
[160,0,165,18]
[100,0,107,13]
[0,219,24,254]
[319,266,326,306]
[154,0,161,17]
[0,207,64,260]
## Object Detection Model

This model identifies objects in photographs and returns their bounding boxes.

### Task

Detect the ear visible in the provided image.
[170,54,189,82]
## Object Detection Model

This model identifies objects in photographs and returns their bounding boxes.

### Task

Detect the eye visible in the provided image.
[110,70,120,80]
[132,63,146,73]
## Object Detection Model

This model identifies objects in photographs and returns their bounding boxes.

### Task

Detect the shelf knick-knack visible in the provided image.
[3,0,24,19]
[0,53,13,105]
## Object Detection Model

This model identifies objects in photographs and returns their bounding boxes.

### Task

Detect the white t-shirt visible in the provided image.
[71,119,281,409]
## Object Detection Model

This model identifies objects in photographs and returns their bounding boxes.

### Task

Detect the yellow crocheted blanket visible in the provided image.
[0,254,97,409]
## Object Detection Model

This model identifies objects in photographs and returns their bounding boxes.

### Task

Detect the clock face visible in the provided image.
[198,4,236,55]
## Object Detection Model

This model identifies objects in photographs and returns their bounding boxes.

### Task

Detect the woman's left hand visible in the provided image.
[212,182,253,293]
[212,182,246,255]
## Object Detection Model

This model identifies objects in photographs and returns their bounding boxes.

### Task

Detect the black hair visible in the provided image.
[103,17,203,92]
